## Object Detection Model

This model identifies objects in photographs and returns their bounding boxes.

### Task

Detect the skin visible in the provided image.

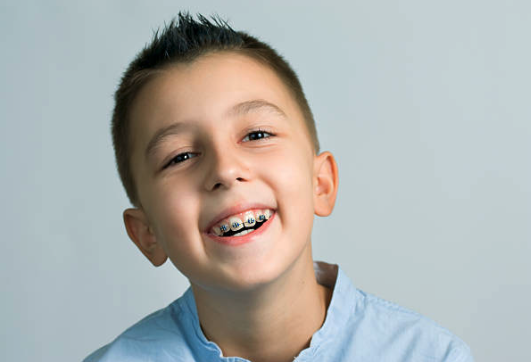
[123,52,339,362]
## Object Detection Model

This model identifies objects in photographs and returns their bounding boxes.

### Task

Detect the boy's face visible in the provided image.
[125,52,337,292]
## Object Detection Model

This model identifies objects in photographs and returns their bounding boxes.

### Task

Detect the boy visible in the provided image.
[84,13,473,362]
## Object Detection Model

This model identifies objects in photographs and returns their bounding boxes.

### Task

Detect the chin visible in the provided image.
[214,245,310,293]
[222,260,286,292]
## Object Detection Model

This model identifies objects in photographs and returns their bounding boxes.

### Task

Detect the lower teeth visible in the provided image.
[233,229,253,237]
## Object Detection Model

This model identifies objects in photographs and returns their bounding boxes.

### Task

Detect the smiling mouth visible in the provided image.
[210,209,273,237]
[220,221,266,237]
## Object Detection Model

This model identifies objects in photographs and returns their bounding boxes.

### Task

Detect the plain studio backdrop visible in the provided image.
[1,1,529,361]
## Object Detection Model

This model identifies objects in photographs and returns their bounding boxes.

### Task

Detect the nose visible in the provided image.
[203,143,250,192]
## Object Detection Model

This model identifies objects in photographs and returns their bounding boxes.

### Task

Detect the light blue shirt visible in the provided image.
[84,262,473,361]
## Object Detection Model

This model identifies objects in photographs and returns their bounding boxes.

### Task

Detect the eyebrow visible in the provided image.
[144,99,286,160]
[227,99,286,119]
[145,122,188,160]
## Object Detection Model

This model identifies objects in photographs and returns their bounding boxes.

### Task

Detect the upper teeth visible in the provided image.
[229,217,244,231]
[211,209,273,236]
[243,212,256,227]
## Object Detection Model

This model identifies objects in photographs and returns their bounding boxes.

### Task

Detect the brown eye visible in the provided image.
[164,152,198,169]
[242,130,274,142]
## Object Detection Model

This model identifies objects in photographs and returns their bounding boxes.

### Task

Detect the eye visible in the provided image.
[163,152,198,169]
[242,129,274,142]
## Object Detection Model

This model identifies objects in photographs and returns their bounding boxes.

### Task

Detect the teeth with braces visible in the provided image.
[255,210,266,222]
[229,217,244,231]
[211,209,273,237]
[243,212,256,227]
[220,222,230,233]
[212,225,223,236]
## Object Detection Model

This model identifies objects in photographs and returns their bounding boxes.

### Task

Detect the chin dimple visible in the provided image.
[210,209,273,237]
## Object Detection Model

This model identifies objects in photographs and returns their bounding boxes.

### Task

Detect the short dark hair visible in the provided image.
[112,12,319,206]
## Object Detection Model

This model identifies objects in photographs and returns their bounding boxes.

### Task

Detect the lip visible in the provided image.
[205,211,276,247]
[204,202,275,233]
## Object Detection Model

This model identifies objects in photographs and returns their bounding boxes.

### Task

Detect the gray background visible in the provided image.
[1,0,529,361]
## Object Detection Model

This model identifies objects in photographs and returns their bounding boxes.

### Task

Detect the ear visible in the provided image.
[123,208,168,267]
[313,151,339,217]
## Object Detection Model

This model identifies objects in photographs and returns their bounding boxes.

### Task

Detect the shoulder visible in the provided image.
[83,294,195,362]
[348,288,474,361]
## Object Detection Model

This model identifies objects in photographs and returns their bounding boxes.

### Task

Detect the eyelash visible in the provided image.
[163,129,275,169]
[163,151,198,169]
[242,128,275,142]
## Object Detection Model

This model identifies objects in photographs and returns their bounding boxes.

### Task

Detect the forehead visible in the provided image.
[128,52,306,152]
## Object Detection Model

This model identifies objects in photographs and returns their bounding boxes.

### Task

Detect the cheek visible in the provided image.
[265,145,314,194]
[149,182,200,249]
[260,145,315,216]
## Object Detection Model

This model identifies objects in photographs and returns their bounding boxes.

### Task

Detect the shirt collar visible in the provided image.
[180,261,357,359]
[305,261,357,352]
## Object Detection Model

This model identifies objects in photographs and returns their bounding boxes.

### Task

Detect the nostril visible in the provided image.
[207,175,248,191]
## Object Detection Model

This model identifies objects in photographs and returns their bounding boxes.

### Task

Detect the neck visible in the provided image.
[191,247,332,362]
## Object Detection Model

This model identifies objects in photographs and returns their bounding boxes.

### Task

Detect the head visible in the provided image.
[113,13,338,292]
[113,13,320,207]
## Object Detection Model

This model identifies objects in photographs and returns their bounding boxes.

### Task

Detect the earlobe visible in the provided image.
[313,151,339,217]
[123,208,168,267]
